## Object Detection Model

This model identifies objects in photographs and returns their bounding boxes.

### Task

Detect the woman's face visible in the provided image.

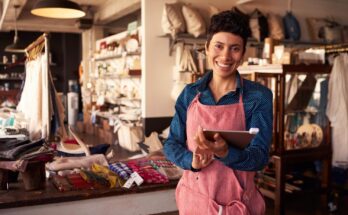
[206,32,244,78]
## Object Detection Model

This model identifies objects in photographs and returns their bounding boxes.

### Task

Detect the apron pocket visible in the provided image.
[176,182,250,215]
[176,183,208,215]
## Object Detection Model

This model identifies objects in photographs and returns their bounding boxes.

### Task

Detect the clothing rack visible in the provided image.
[322,43,348,54]
[18,33,66,140]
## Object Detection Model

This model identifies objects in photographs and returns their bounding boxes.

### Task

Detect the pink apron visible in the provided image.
[175,90,265,215]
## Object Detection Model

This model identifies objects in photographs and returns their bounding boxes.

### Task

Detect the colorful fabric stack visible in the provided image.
[91,163,122,188]
[66,173,94,190]
[80,169,110,188]
[109,162,133,181]
[150,159,183,180]
[126,159,169,184]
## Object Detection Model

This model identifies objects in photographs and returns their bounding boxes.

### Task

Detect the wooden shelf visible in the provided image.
[161,33,336,56]
[0,78,23,81]
[248,64,332,215]
[0,89,19,95]
[92,70,141,79]
[94,51,141,61]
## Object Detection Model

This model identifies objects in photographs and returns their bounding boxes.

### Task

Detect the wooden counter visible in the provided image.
[0,179,178,215]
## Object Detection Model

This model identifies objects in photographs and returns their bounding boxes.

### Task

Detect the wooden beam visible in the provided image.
[94,0,140,24]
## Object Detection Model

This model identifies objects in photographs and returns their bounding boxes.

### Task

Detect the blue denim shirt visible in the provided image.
[163,71,273,171]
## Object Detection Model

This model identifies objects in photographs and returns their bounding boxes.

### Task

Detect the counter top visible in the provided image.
[0,178,178,209]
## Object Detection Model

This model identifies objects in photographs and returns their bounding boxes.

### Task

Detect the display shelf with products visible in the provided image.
[160,33,333,56]
[84,28,143,148]
[0,61,25,106]
[240,64,332,215]
[94,51,141,61]
[0,56,57,107]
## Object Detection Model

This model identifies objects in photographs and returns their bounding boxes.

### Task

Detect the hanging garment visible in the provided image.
[326,53,348,165]
[17,54,50,140]
[176,90,265,214]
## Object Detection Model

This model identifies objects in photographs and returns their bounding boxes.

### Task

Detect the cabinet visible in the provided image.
[0,62,25,106]
[239,64,332,215]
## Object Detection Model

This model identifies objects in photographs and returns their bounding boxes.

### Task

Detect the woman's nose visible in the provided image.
[221,47,231,59]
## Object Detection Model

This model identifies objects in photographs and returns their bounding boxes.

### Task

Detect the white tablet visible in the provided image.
[202,128,259,149]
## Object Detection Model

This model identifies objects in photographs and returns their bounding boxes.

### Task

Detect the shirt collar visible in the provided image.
[197,70,243,93]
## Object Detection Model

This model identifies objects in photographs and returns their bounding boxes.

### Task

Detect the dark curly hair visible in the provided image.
[207,10,251,53]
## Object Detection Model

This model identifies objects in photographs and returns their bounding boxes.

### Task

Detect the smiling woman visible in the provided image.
[164,10,273,215]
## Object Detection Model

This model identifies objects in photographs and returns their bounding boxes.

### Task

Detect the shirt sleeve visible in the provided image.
[163,87,193,170]
[216,87,273,171]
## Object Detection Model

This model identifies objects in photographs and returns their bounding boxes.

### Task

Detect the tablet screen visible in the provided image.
[202,129,257,149]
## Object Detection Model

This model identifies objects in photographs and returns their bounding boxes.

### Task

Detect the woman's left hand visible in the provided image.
[196,126,229,158]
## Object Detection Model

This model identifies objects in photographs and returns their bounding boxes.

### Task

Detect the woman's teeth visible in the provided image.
[216,62,231,68]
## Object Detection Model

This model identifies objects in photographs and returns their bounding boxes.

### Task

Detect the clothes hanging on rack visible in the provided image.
[326,53,348,165]
[17,34,66,140]
[17,54,50,140]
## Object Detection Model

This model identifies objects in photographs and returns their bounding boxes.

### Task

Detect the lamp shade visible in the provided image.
[31,0,86,19]
[5,35,25,53]
[5,5,25,53]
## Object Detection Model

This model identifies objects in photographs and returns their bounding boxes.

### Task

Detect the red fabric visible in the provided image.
[126,160,169,184]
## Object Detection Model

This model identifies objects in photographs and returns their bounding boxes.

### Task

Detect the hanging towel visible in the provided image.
[326,53,348,165]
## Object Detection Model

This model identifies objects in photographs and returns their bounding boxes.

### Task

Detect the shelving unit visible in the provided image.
[0,61,25,105]
[240,64,332,215]
[160,33,332,56]
[84,29,143,141]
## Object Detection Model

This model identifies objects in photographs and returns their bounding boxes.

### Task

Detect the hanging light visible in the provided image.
[236,0,254,5]
[31,0,86,19]
[5,4,25,53]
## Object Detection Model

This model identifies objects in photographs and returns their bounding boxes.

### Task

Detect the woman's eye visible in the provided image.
[214,44,223,50]
[230,46,241,52]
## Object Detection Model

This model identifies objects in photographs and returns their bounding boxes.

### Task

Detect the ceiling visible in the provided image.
[0,0,141,33]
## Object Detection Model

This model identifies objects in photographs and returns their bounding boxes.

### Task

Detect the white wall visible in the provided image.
[142,0,348,118]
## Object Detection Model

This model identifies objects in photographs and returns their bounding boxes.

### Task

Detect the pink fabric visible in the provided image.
[176,91,265,215]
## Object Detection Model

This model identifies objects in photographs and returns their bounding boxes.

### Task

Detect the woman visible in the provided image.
[163,10,273,215]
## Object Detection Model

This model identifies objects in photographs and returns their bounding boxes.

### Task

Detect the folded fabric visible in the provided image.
[51,175,73,192]
[126,160,169,184]
[46,154,108,171]
[109,162,133,181]
[0,139,45,160]
[0,138,30,151]
[0,160,28,172]
[56,144,110,157]
[91,163,122,188]
[80,170,110,188]
[66,173,93,190]
[150,159,183,180]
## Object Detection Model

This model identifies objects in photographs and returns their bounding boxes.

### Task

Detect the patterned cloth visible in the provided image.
[126,159,169,184]
[150,159,183,180]
[109,162,133,181]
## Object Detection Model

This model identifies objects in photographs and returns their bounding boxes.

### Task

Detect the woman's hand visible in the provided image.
[196,126,229,158]
[191,137,214,170]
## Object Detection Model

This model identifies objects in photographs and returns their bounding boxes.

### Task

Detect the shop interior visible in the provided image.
[0,0,348,214]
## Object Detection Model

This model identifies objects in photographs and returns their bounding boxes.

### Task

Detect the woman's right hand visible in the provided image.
[191,136,214,170]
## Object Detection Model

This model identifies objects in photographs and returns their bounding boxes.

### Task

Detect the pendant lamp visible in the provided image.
[5,5,25,53]
[31,0,85,19]
[236,0,254,4]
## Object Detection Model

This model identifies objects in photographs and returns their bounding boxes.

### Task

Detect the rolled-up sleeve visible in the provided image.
[163,88,193,170]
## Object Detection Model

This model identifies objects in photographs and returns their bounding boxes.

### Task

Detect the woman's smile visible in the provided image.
[206,32,244,77]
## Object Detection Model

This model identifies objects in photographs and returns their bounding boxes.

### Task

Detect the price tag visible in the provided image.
[131,172,144,186]
[123,177,135,189]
